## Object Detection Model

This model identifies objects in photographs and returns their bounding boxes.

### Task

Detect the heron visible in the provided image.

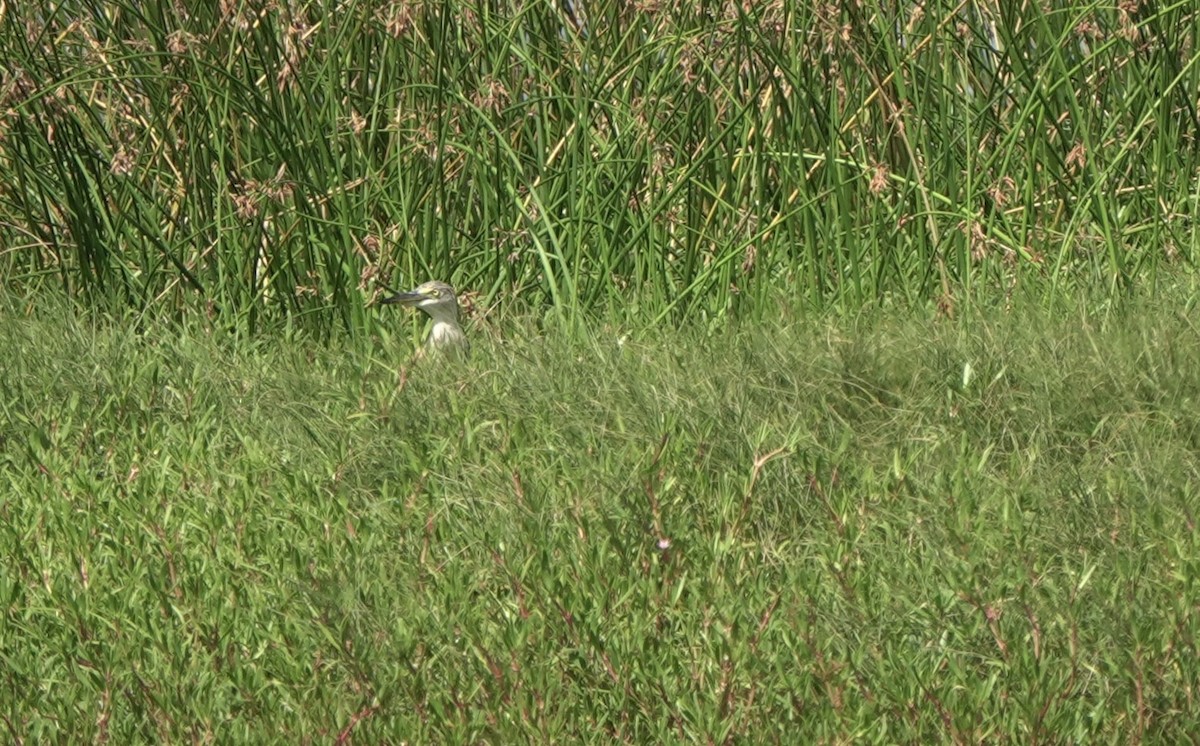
[380,280,469,358]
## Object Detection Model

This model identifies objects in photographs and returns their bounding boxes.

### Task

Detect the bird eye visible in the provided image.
[429,289,441,297]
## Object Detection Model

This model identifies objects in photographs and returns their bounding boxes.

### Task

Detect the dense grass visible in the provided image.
[3,292,1200,741]
[4,0,1200,741]
[2,0,1199,332]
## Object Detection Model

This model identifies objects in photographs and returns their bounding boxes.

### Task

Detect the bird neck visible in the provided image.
[423,304,459,326]
[428,318,465,348]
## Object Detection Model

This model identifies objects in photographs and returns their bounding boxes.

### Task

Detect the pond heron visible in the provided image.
[380,280,469,358]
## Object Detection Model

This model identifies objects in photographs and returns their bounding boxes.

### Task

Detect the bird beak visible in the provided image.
[379,289,426,307]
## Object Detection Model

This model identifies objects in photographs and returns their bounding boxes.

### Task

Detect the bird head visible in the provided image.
[379,280,460,323]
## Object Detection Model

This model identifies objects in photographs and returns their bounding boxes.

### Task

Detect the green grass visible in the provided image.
[3,293,1200,742]
[3,1,1200,739]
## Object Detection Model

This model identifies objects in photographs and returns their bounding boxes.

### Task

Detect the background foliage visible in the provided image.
[2,0,1198,334]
